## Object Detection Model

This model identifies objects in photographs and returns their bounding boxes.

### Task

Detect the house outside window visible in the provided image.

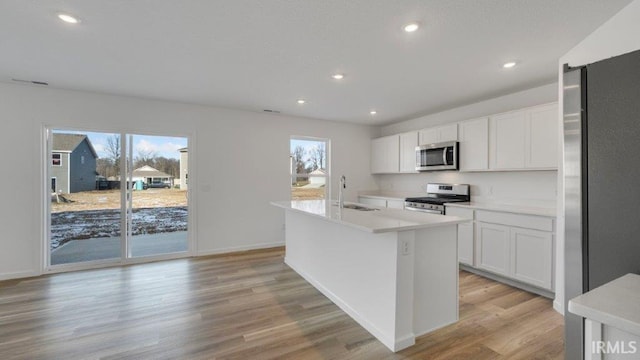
[290,137,329,200]
[52,153,61,166]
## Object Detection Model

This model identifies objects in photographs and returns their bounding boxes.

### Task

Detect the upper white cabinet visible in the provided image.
[399,131,418,173]
[458,117,489,171]
[489,103,558,171]
[371,135,399,174]
[418,123,458,145]
[526,104,559,168]
[369,103,557,175]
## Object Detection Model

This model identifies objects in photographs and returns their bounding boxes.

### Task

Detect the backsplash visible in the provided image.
[373,170,557,208]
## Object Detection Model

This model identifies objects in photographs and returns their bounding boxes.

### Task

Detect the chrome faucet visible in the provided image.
[338,175,346,208]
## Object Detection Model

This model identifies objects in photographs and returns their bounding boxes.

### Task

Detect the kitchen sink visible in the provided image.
[334,203,379,211]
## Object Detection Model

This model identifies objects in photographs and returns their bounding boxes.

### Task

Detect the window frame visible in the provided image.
[52,153,62,167]
[290,136,331,201]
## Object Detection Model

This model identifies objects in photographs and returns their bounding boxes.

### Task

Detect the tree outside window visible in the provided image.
[290,137,329,200]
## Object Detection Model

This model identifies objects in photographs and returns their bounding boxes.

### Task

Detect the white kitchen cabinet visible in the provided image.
[474,209,554,291]
[510,227,553,289]
[399,131,418,173]
[489,103,558,171]
[526,103,558,168]
[490,111,527,169]
[446,206,474,265]
[457,223,474,266]
[458,117,489,171]
[358,196,404,209]
[386,199,405,209]
[476,222,510,276]
[371,135,399,174]
[358,197,387,207]
[418,123,458,145]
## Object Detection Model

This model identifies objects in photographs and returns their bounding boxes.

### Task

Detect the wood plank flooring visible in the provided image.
[0,247,564,359]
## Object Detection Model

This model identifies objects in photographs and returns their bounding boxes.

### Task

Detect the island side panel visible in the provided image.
[412,225,459,336]
[283,210,407,351]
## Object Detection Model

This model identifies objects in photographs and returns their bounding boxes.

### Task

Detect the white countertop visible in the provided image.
[271,200,469,234]
[568,273,640,336]
[357,191,417,201]
[444,202,556,217]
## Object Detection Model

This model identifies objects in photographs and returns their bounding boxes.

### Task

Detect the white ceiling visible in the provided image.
[0,0,633,125]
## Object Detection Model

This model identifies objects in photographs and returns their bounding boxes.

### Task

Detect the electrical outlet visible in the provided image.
[401,240,410,255]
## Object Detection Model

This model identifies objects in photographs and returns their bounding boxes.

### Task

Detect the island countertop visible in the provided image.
[271,200,469,234]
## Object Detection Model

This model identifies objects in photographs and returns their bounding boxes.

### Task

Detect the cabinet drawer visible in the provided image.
[445,207,474,219]
[386,199,405,209]
[476,210,553,232]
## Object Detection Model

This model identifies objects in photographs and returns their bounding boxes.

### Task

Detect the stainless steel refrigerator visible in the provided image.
[564,49,640,359]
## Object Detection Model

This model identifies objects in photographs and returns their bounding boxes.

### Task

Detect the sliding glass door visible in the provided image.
[126,134,188,258]
[47,129,189,268]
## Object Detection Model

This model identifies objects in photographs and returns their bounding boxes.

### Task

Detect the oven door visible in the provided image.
[416,141,458,171]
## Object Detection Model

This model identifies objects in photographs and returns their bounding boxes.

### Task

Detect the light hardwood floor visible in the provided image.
[0,247,564,359]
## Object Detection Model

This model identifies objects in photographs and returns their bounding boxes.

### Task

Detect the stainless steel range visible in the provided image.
[405,183,470,215]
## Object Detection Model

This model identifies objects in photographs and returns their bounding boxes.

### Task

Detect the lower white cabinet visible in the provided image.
[510,227,553,290]
[446,207,474,266]
[457,222,474,266]
[358,196,404,209]
[386,199,405,209]
[358,197,387,207]
[448,206,555,292]
[476,222,510,276]
[475,219,554,290]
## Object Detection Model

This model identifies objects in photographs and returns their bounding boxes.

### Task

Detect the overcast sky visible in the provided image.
[53,130,187,160]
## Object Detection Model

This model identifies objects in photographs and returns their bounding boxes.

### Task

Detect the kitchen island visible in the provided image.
[271,200,469,352]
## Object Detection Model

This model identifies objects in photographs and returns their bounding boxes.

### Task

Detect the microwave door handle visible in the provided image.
[442,148,448,165]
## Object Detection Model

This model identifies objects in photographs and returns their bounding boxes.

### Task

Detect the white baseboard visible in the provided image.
[460,264,555,299]
[0,269,40,281]
[553,299,564,315]
[197,242,285,257]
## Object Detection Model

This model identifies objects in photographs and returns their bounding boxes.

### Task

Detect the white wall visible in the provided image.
[381,83,557,136]
[554,0,640,314]
[0,82,377,280]
[373,171,557,208]
[377,82,559,208]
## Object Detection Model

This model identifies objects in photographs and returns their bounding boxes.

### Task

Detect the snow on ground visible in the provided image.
[51,206,187,249]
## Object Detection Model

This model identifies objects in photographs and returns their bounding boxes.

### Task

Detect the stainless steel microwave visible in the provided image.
[415,141,459,171]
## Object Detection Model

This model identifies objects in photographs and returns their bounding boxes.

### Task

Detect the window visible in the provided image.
[290,137,329,200]
[52,153,61,166]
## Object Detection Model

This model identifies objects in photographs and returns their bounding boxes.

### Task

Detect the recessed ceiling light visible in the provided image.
[332,74,344,80]
[58,13,80,24]
[370,110,377,115]
[503,61,517,69]
[404,23,419,33]
[297,99,306,104]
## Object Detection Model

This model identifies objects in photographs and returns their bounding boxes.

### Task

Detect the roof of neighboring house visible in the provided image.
[52,133,98,158]
[309,169,326,175]
[178,147,188,152]
[132,165,173,178]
